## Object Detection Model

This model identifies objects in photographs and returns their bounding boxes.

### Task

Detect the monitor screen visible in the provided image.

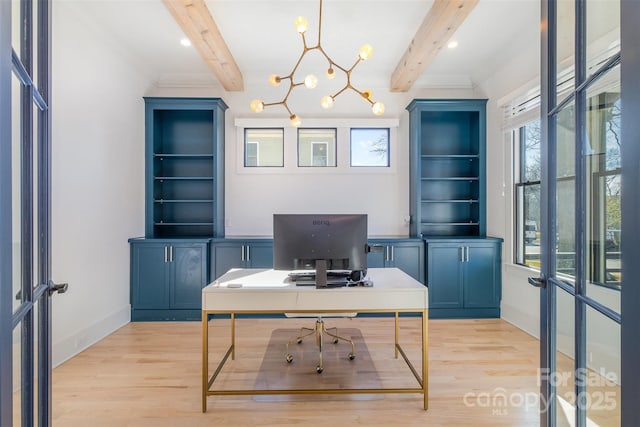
[273,214,368,274]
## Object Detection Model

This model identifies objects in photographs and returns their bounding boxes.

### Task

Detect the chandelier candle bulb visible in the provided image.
[294,16,308,33]
[320,95,334,109]
[250,99,264,113]
[304,74,318,89]
[358,44,373,60]
[268,74,281,87]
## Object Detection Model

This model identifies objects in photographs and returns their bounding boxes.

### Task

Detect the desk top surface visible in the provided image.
[202,268,428,312]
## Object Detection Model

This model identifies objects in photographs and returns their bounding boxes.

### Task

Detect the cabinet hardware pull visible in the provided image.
[164,246,168,263]
[241,245,245,261]
[169,245,173,262]
[465,246,469,262]
[246,245,250,261]
[460,247,464,262]
[390,246,395,262]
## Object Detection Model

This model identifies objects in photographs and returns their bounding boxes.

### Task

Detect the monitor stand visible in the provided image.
[315,259,327,288]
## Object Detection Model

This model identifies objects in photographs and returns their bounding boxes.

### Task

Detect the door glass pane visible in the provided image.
[12,73,22,312]
[585,67,621,310]
[555,102,576,281]
[555,288,576,427]
[586,0,620,78]
[585,306,620,426]
[12,325,21,424]
[556,0,575,104]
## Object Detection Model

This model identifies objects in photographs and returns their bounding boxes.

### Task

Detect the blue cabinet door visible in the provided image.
[427,244,464,309]
[367,239,424,283]
[246,243,273,268]
[212,243,244,279]
[463,242,501,308]
[390,243,424,283]
[211,240,274,279]
[131,242,170,309]
[171,243,208,309]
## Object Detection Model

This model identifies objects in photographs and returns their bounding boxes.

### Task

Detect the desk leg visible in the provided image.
[423,309,429,410]
[231,312,235,360]
[202,310,209,413]
[394,312,399,359]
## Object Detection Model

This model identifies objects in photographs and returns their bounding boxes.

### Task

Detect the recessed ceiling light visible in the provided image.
[447,40,458,49]
[180,38,191,47]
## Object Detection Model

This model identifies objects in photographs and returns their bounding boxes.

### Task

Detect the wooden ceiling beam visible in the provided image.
[163,0,244,91]
[390,0,478,92]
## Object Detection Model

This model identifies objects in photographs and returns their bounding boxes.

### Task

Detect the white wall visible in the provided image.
[51,3,151,366]
[475,11,542,338]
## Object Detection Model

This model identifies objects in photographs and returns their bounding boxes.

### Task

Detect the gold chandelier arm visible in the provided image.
[251,0,383,123]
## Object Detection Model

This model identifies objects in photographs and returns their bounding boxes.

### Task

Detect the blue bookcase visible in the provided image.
[407,99,501,318]
[144,97,227,238]
[406,99,487,238]
[130,98,226,321]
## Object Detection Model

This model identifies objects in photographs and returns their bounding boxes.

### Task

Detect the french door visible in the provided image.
[1,1,65,425]
[538,0,639,426]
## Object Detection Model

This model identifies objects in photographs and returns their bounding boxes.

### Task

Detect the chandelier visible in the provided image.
[249,0,385,127]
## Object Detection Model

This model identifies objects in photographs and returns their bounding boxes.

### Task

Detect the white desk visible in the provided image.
[201,268,429,411]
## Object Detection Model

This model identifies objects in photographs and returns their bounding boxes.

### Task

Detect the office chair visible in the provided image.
[284,314,356,374]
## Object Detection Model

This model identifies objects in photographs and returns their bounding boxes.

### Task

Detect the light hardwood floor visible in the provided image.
[48,317,548,426]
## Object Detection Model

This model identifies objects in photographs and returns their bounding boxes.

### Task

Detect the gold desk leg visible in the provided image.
[423,308,429,410]
[202,310,209,413]
[394,312,399,359]
[231,312,236,360]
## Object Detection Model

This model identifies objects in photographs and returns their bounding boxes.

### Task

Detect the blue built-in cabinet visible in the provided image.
[407,99,487,238]
[210,239,274,280]
[407,99,502,318]
[367,238,424,284]
[129,238,210,321]
[144,97,227,238]
[129,98,227,321]
[425,237,502,318]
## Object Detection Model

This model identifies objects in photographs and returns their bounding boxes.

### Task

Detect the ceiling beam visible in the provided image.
[390,0,478,92]
[163,0,244,91]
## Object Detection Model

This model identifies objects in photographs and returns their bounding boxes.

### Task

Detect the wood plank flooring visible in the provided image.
[49,317,548,426]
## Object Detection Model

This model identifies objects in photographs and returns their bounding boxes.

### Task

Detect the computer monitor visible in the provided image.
[273,214,368,281]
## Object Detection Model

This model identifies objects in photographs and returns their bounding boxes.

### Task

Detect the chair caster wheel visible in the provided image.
[296,339,303,344]
[348,353,356,360]
[316,366,323,374]
[286,354,293,363]
[333,338,339,344]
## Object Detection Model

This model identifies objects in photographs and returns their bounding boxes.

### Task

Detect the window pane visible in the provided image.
[516,184,541,267]
[556,102,576,281]
[12,72,22,313]
[523,121,541,182]
[297,128,336,167]
[350,128,389,167]
[244,128,284,167]
[585,66,621,310]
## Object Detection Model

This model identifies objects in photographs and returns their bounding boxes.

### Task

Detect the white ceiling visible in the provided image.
[62,0,540,97]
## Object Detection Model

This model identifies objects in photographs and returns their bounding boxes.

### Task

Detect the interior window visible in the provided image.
[244,128,284,167]
[350,128,389,167]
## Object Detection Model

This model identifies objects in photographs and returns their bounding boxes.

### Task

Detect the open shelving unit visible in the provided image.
[407,100,487,238]
[145,98,227,238]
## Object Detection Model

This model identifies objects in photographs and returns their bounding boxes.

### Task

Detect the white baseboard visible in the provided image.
[53,305,131,368]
